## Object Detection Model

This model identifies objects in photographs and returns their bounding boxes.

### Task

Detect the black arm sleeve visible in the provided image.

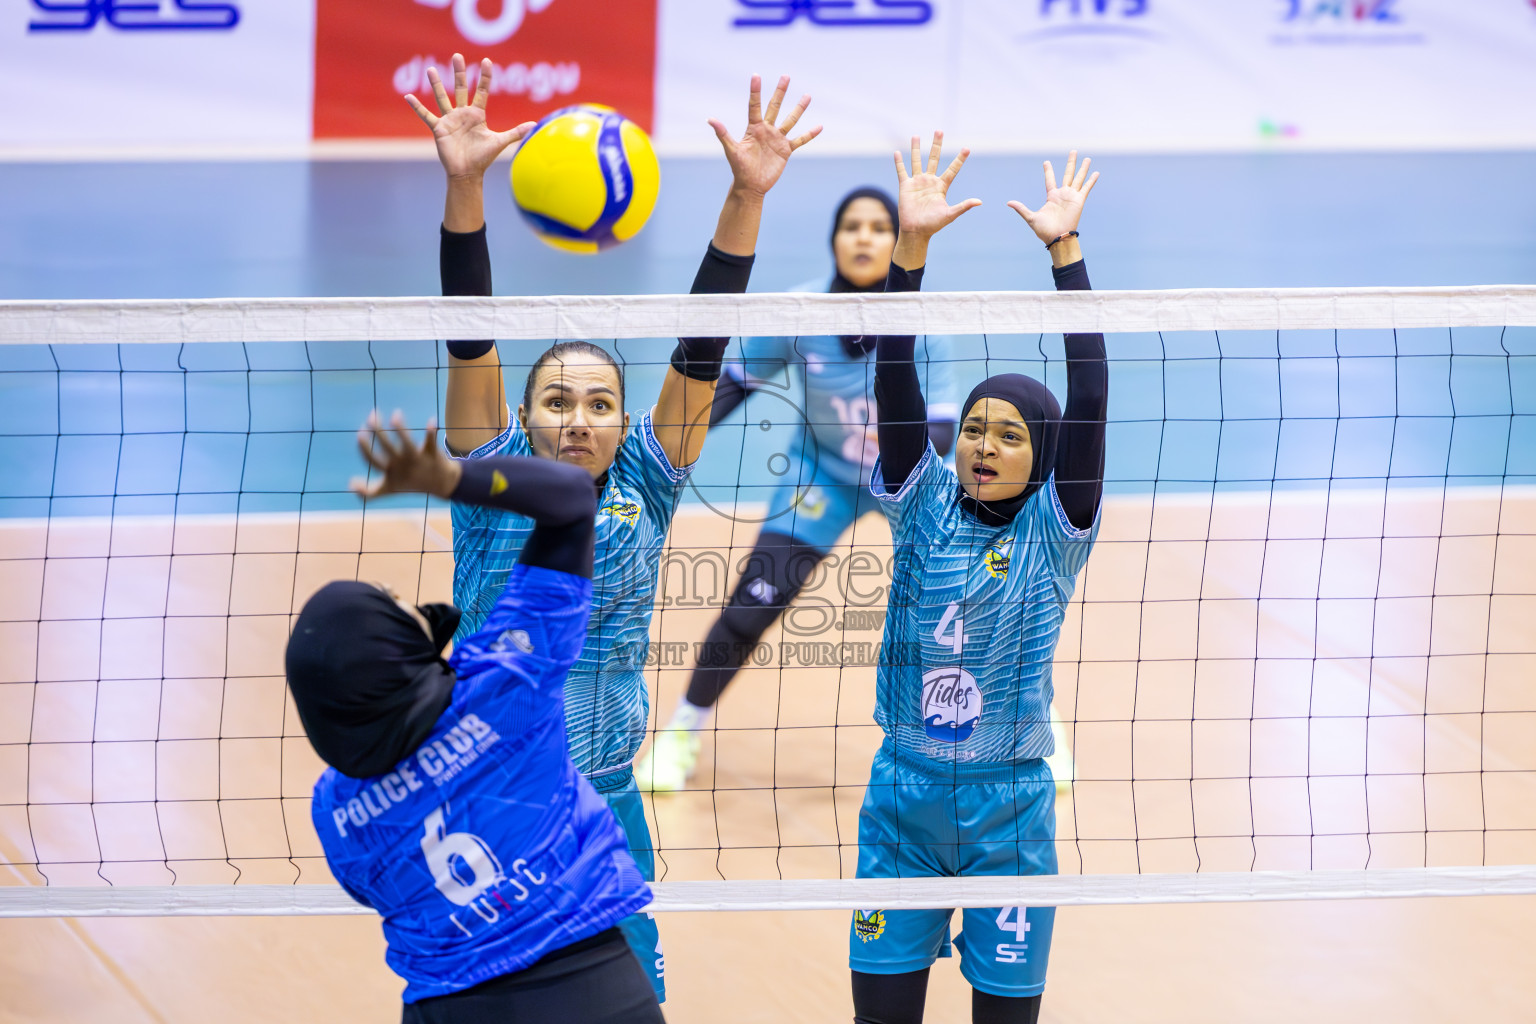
[671,243,756,382]
[441,225,495,361]
[707,368,758,427]
[1050,259,1108,531]
[452,457,597,578]
[873,264,929,493]
[927,418,956,459]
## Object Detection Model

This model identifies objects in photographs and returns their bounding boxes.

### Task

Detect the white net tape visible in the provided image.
[2,285,1535,345]
[4,867,1536,918]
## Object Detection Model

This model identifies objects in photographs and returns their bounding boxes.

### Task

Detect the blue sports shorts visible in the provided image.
[848,743,1058,998]
[594,769,666,1003]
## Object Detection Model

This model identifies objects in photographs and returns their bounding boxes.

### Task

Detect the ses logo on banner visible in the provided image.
[732,0,932,28]
[28,0,239,32]
[313,0,657,138]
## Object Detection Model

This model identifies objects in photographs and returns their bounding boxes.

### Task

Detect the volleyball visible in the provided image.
[509,104,660,254]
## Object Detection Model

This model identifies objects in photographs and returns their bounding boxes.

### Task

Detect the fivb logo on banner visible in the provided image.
[312,0,657,138]
[27,0,239,32]
[1019,0,1154,41]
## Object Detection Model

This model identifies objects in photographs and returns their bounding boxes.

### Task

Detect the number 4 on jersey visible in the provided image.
[934,602,970,654]
[995,905,1031,964]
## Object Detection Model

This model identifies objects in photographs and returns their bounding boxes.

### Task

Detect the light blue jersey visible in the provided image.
[451,411,689,781]
[870,444,1099,770]
[736,279,958,492]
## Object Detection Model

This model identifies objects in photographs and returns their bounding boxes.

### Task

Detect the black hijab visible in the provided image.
[828,187,899,358]
[957,373,1061,527]
[285,581,462,779]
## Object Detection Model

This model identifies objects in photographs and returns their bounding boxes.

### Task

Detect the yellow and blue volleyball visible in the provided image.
[509,104,660,254]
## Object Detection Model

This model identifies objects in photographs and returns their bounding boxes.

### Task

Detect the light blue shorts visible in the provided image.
[762,449,881,553]
[594,769,666,1003]
[849,744,1058,998]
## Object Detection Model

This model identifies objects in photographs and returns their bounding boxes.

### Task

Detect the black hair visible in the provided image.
[521,341,626,415]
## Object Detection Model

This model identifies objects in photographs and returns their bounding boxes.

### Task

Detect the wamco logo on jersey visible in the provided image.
[1018,0,1154,43]
[1272,0,1422,44]
[28,0,239,32]
[414,0,556,45]
[734,0,932,28]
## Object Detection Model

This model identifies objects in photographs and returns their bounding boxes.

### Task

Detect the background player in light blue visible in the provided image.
[410,55,822,1001]
[848,136,1107,1024]
[638,187,959,792]
[287,412,661,1023]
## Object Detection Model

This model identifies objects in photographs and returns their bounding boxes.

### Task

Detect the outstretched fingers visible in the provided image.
[452,54,469,108]
[1080,169,1100,199]
[1042,159,1058,194]
[893,148,910,182]
[405,93,439,130]
[939,147,971,187]
[708,118,734,153]
[1006,199,1038,225]
[776,92,811,134]
[762,75,790,126]
[746,74,763,126]
[1071,153,1090,189]
[946,197,983,224]
[472,58,492,110]
[388,410,417,456]
[926,130,944,177]
[427,66,453,117]
[788,124,823,151]
[498,119,538,148]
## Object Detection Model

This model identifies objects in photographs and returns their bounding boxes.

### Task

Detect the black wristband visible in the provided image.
[885,263,925,293]
[689,242,755,295]
[446,339,495,360]
[1045,230,1079,250]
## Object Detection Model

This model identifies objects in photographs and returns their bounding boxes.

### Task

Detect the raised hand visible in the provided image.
[406,53,537,181]
[1007,150,1099,244]
[893,132,982,239]
[709,74,821,198]
[351,411,462,500]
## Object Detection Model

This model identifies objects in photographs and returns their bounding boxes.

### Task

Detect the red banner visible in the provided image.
[314,0,657,138]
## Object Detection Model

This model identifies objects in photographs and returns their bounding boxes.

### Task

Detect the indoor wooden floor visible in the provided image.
[3,487,1535,1022]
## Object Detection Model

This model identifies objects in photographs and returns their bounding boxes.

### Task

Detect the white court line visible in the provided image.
[3,866,1536,917]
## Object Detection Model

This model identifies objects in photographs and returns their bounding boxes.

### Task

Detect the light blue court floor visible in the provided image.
[0,152,1532,515]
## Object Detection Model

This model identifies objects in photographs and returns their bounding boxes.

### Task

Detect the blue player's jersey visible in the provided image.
[870,444,1100,770]
[737,279,958,489]
[312,564,652,1004]
[451,411,690,780]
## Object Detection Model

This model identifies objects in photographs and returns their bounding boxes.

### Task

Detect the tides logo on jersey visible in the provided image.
[983,539,1013,581]
[853,909,886,942]
[921,666,982,742]
[600,497,641,526]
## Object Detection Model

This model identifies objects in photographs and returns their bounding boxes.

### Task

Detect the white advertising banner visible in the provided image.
[5,0,316,150]
[655,0,1536,155]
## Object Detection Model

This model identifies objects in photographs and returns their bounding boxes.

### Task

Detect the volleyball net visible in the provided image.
[2,286,1535,917]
